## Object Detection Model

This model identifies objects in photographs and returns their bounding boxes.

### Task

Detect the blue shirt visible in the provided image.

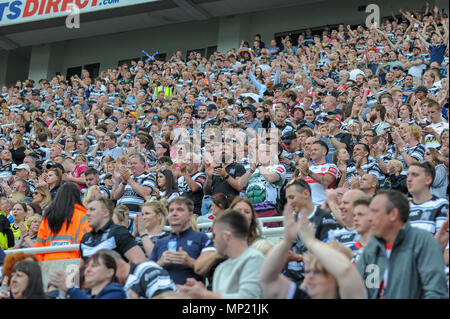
[430,44,447,65]
[150,227,210,285]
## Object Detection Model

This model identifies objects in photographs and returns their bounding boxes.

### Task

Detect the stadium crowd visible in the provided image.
[0,3,449,299]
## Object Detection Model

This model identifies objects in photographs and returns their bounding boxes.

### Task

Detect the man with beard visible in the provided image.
[203,143,246,198]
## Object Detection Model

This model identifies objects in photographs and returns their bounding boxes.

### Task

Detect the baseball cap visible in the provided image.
[324,114,342,124]
[294,105,305,112]
[15,164,30,172]
[208,103,217,111]
[129,112,138,120]
[45,161,65,173]
[242,104,257,113]
[104,119,115,125]
[223,115,234,123]
[282,131,297,143]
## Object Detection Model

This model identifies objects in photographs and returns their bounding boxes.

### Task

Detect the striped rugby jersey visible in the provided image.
[117,172,156,219]
[398,144,425,175]
[346,157,384,182]
[304,162,339,206]
[327,227,360,250]
[123,262,177,298]
[409,196,448,235]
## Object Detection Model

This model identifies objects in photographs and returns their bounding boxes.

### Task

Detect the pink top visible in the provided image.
[73,164,88,190]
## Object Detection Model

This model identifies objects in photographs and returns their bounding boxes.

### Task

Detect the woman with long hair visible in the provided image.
[9,133,26,165]
[45,167,63,200]
[197,193,232,225]
[34,183,91,261]
[32,186,51,212]
[0,260,46,299]
[152,169,179,202]
[156,142,171,159]
[49,250,126,299]
[229,196,262,244]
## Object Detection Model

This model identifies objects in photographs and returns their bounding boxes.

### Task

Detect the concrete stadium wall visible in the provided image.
[1,0,448,86]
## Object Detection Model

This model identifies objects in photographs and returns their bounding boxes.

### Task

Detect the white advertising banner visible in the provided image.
[0,0,160,27]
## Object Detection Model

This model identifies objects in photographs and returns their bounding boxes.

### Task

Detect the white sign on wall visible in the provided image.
[0,0,160,27]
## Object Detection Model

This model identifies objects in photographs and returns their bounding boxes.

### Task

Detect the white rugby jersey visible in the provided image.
[424,122,449,149]
[409,196,449,235]
[304,162,339,206]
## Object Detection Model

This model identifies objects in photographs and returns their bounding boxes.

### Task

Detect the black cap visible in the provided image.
[45,162,65,173]
[242,104,257,113]
[282,130,297,143]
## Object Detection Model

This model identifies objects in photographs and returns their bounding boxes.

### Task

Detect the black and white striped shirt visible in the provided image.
[409,196,449,235]
[346,157,384,182]
[123,262,177,299]
[398,143,425,175]
[117,173,155,219]
[327,227,360,251]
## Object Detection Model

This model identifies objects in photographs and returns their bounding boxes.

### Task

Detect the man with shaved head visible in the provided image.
[327,189,367,252]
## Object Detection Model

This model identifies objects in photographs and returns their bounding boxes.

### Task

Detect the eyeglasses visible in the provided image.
[425,152,431,155]
[168,117,175,120]
[256,110,263,113]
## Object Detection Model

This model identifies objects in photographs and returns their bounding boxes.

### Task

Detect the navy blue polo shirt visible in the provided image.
[150,227,210,285]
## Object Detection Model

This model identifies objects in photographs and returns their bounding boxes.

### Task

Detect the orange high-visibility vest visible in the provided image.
[35,204,91,261]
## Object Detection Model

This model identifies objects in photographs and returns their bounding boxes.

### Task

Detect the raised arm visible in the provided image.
[260,205,301,299]
[296,210,366,299]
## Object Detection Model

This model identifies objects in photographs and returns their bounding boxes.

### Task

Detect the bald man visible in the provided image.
[327,189,366,252]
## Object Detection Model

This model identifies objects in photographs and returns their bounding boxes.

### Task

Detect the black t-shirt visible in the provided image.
[210,163,246,197]
[284,207,339,284]
[80,220,139,262]
[334,132,353,154]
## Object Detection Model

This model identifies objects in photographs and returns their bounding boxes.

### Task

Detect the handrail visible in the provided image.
[4,244,80,255]
[5,217,286,255]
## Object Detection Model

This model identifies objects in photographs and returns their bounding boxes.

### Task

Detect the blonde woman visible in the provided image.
[13,213,43,249]
[112,205,130,228]
[82,185,104,207]
[391,123,425,172]
[32,186,52,211]
[134,201,169,257]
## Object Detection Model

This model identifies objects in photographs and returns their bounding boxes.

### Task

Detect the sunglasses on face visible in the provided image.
[168,117,175,120]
